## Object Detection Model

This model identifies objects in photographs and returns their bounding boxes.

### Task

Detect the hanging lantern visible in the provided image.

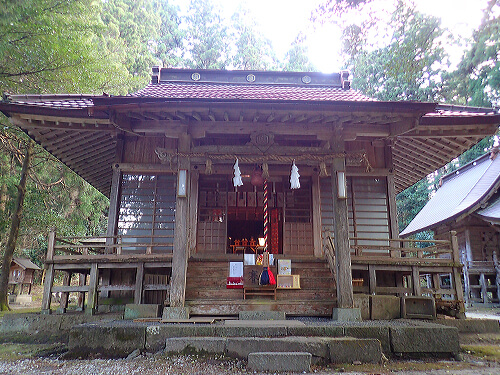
[290,160,300,189]
[233,159,243,187]
[250,165,264,186]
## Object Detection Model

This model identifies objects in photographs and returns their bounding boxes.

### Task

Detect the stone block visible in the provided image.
[162,307,189,320]
[145,325,216,352]
[401,296,436,319]
[248,352,311,372]
[164,337,226,354]
[239,311,286,320]
[11,294,32,305]
[124,304,161,320]
[226,337,329,363]
[353,294,370,320]
[288,325,344,337]
[344,325,391,354]
[435,319,500,333]
[68,324,146,358]
[332,308,361,321]
[371,295,400,320]
[216,325,288,338]
[390,322,459,355]
[328,337,382,364]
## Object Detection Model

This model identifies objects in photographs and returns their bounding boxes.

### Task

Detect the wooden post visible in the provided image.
[187,170,199,256]
[493,251,500,306]
[368,265,376,295]
[312,174,323,258]
[385,141,401,258]
[411,266,421,296]
[134,263,144,304]
[450,231,465,314]
[331,157,354,308]
[41,230,56,313]
[169,134,190,308]
[86,263,98,315]
[59,271,72,311]
[41,264,54,313]
[462,229,472,306]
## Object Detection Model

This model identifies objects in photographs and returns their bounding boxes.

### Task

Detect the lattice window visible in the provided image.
[117,174,176,253]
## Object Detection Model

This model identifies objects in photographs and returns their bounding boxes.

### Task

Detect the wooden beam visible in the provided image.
[85,263,98,315]
[134,263,144,304]
[312,174,323,258]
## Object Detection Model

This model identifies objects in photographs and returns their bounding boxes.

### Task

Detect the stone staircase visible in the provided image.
[185,256,336,316]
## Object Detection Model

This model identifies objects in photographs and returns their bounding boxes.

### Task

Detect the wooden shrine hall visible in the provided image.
[1,68,499,317]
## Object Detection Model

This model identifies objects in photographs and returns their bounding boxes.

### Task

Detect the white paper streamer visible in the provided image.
[233,158,243,187]
[290,160,300,189]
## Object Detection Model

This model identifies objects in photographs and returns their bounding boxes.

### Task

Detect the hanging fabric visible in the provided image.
[262,162,269,179]
[205,159,213,175]
[233,158,243,187]
[290,160,300,189]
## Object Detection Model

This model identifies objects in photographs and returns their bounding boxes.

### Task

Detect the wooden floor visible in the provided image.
[185,256,336,316]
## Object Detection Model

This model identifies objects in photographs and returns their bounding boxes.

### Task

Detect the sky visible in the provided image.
[173,0,490,72]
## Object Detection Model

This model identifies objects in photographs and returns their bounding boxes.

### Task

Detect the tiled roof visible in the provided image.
[476,194,500,223]
[131,82,374,102]
[400,151,500,236]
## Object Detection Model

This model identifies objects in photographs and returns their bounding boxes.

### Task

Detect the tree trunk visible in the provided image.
[0,142,33,311]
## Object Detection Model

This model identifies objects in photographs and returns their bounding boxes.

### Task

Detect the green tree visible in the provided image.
[156,1,185,68]
[350,2,447,101]
[185,0,230,69]
[283,34,316,72]
[441,0,500,107]
[230,6,277,70]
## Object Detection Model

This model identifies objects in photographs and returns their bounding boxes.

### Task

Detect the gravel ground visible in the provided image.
[1,353,500,375]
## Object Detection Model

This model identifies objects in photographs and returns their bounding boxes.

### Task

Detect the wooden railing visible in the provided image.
[46,230,174,263]
[349,237,454,260]
[324,236,336,281]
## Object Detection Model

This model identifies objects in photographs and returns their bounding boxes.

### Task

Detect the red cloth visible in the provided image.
[268,268,276,285]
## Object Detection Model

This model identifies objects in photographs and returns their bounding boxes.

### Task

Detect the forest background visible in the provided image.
[0,0,499,272]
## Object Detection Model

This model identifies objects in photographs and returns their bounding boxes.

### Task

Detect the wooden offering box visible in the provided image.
[276,274,300,289]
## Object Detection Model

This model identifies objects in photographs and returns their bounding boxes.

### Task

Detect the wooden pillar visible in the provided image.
[59,271,72,311]
[170,134,190,307]
[134,263,145,304]
[41,230,56,313]
[462,229,472,306]
[450,231,465,313]
[312,174,323,258]
[331,157,354,308]
[385,141,401,257]
[368,265,376,295]
[411,266,421,296]
[85,263,98,315]
[493,251,500,305]
[187,170,199,256]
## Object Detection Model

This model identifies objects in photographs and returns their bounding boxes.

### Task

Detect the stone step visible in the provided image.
[248,352,311,372]
[164,336,383,365]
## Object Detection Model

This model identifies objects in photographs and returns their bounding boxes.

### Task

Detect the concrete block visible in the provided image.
[145,325,216,352]
[239,311,286,320]
[248,352,312,372]
[401,296,436,319]
[162,307,189,320]
[164,337,226,354]
[435,319,500,333]
[68,324,146,357]
[390,322,459,355]
[332,308,361,321]
[353,294,370,320]
[226,337,329,363]
[344,325,391,354]
[328,338,382,364]
[124,304,161,320]
[371,295,400,320]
